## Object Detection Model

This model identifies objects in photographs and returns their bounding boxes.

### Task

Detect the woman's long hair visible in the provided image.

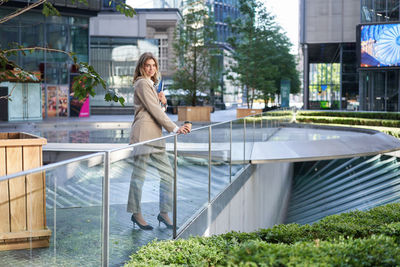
[133,52,161,84]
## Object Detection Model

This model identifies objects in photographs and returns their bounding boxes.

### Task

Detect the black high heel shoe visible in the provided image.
[131,215,153,230]
[157,214,173,229]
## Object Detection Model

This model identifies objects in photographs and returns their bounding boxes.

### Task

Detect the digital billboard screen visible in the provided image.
[359,23,400,68]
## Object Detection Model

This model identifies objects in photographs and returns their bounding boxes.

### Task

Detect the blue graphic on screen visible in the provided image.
[360,23,400,67]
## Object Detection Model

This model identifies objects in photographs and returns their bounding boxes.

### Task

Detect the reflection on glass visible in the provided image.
[58,85,69,117]
[211,123,231,199]
[70,25,89,63]
[109,137,175,266]
[245,117,254,161]
[47,85,58,117]
[90,37,159,106]
[46,85,69,117]
[231,119,246,178]
[373,71,385,111]
[387,70,399,111]
[177,128,209,232]
[309,63,340,109]
[127,140,174,228]
[0,155,105,266]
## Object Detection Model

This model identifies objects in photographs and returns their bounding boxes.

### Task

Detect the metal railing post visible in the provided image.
[173,135,178,239]
[243,119,246,161]
[229,121,232,184]
[253,116,255,143]
[208,126,212,203]
[102,151,110,267]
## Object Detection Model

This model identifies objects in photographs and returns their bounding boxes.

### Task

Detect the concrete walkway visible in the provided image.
[0,108,238,130]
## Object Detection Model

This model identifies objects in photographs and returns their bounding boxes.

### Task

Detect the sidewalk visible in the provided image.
[0,108,238,131]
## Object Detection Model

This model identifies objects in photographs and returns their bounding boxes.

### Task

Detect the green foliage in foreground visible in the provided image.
[125,203,400,266]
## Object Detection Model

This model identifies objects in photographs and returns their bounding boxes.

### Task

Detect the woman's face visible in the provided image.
[143,58,157,78]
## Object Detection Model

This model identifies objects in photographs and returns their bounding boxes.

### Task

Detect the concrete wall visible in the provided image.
[90,10,180,79]
[90,13,147,37]
[302,0,360,44]
[90,11,180,38]
[178,162,293,238]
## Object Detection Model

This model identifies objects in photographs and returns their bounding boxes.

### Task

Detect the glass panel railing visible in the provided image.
[210,122,231,199]
[108,136,175,266]
[0,153,105,267]
[0,108,297,266]
[254,113,263,142]
[38,128,131,144]
[245,116,254,161]
[231,118,246,178]
[176,127,209,232]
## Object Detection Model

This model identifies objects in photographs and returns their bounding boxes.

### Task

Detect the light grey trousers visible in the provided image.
[127,149,173,214]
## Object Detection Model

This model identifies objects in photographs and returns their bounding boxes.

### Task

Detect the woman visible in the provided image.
[127,52,191,230]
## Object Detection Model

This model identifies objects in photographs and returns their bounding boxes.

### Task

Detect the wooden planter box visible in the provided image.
[236,108,263,118]
[178,106,212,122]
[0,132,51,251]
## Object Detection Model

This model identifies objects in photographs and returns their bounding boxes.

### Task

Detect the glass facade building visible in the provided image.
[210,0,240,45]
[208,0,240,107]
[301,0,400,111]
[0,7,94,118]
[90,37,159,107]
[359,0,400,111]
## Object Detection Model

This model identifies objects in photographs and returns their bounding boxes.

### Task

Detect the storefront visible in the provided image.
[0,8,92,119]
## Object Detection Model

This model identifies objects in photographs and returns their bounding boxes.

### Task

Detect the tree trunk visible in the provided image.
[192,46,197,106]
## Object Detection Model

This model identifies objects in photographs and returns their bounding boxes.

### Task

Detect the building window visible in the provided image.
[157,36,169,71]
[308,63,341,109]
[361,0,400,22]
[90,37,159,106]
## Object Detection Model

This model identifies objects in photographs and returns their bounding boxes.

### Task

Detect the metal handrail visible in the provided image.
[0,107,292,267]
[0,152,105,182]
[106,108,287,154]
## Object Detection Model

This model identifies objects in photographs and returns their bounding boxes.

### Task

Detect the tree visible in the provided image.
[171,0,219,106]
[0,0,134,105]
[226,0,300,108]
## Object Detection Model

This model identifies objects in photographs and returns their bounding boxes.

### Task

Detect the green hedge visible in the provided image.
[226,236,400,266]
[125,203,400,266]
[263,111,293,117]
[297,111,400,120]
[382,129,400,139]
[296,116,400,128]
[237,116,293,124]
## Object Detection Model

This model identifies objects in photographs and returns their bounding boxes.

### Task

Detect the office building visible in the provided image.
[301,0,400,111]
[0,0,101,119]
[89,8,181,113]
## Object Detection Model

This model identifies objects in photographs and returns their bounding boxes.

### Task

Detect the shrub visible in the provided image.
[297,111,400,120]
[126,236,229,266]
[125,203,400,266]
[224,235,400,266]
[296,116,400,128]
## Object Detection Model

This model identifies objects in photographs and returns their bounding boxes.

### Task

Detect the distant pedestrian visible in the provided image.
[127,52,191,230]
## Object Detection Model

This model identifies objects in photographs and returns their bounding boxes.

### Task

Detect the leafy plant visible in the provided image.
[125,203,400,266]
[0,0,135,105]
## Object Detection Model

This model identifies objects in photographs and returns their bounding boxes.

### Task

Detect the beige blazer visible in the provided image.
[129,77,177,144]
